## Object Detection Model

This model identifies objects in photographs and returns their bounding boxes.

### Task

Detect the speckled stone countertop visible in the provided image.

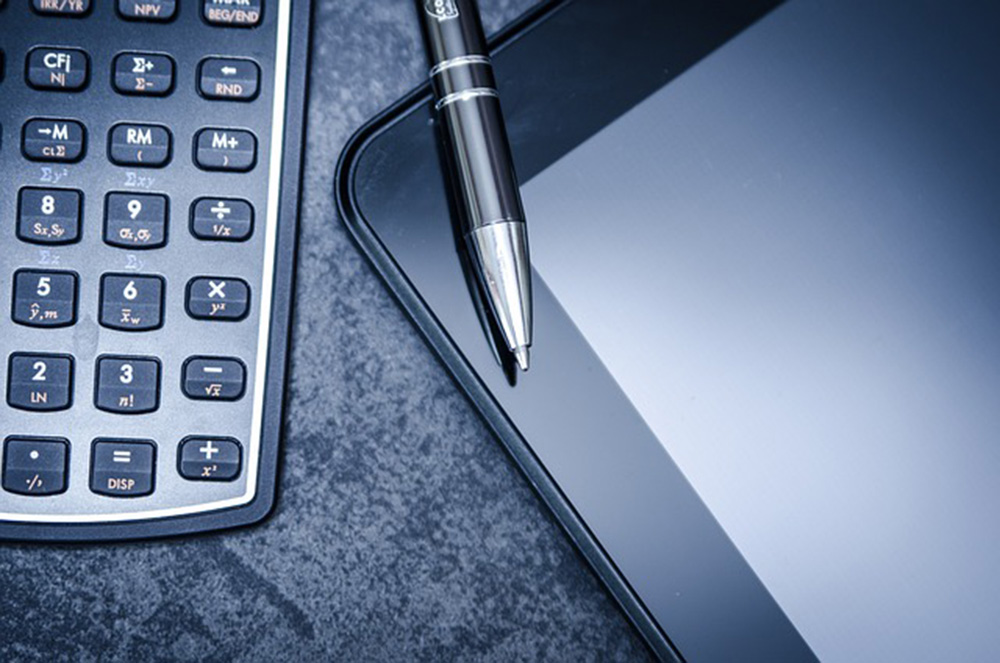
[0,1,650,660]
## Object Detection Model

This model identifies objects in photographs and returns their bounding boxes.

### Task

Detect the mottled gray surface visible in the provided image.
[0,1,650,660]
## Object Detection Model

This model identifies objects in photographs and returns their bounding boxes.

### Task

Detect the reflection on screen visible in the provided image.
[522,0,1000,660]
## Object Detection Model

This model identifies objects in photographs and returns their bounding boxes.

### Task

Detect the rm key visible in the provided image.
[194,128,256,172]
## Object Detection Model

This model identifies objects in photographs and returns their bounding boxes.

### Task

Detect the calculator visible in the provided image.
[0,0,311,541]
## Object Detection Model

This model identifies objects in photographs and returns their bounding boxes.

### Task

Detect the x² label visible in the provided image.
[208,281,227,298]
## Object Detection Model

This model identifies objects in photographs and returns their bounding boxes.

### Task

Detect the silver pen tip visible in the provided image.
[513,346,530,372]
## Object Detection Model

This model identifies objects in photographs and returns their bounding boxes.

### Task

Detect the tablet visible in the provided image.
[337,0,1000,660]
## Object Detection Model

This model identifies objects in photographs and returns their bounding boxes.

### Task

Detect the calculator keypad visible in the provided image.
[1,0,297,536]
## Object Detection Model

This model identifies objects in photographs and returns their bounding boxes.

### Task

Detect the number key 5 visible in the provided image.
[12,270,79,328]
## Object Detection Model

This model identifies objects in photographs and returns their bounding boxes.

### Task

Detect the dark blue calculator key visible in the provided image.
[117,0,176,21]
[186,277,250,321]
[7,353,74,412]
[99,274,164,331]
[95,357,160,414]
[194,128,256,172]
[26,47,89,91]
[91,439,156,497]
[105,192,168,249]
[113,53,175,97]
[109,123,171,168]
[198,58,260,101]
[32,0,91,16]
[22,118,86,163]
[12,269,78,328]
[182,357,246,401]
[178,437,242,482]
[191,198,253,241]
[2,437,69,497]
[17,187,82,245]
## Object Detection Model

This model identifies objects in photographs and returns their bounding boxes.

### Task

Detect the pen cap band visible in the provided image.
[431,56,497,98]
[418,0,490,62]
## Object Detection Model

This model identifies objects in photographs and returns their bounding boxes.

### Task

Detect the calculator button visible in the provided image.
[17,187,82,245]
[12,270,77,328]
[91,439,156,497]
[178,437,241,481]
[191,198,253,241]
[22,119,86,163]
[198,58,260,101]
[100,274,165,331]
[95,357,160,414]
[203,0,262,27]
[117,0,176,21]
[105,193,168,249]
[186,277,250,320]
[7,353,74,412]
[194,128,256,172]
[109,123,171,168]
[182,357,246,401]
[2,437,69,497]
[113,53,175,97]
[32,0,90,15]
[26,48,89,91]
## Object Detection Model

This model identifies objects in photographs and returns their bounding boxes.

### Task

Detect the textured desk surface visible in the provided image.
[0,1,649,660]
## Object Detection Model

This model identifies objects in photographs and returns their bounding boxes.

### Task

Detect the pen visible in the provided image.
[416,0,534,371]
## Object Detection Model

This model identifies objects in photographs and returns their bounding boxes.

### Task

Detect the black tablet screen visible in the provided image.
[522,0,1000,660]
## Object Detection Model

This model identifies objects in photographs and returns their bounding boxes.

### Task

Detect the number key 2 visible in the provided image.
[7,353,74,412]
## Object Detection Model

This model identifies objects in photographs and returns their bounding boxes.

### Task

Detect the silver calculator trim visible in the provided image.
[0,0,292,524]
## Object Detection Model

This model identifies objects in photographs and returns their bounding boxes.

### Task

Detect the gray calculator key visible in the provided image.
[105,193,168,249]
[2,438,69,497]
[91,440,156,497]
[182,357,246,401]
[7,353,74,412]
[95,357,160,414]
[186,277,250,320]
[179,437,242,482]
[100,274,165,331]
[17,188,82,245]
[26,47,89,91]
[117,0,176,21]
[113,53,174,97]
[191,198,253,241]
[194,128,256,172]
[12,269,78,328]
[22,118,86,162]
[109,123,171,167]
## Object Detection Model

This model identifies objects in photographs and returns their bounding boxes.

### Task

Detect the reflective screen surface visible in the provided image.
[522,0,1000,660]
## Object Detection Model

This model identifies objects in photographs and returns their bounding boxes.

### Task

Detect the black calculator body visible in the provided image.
[0,0,311,541]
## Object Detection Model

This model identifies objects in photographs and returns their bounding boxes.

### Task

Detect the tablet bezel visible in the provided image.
[336,1,815,659]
